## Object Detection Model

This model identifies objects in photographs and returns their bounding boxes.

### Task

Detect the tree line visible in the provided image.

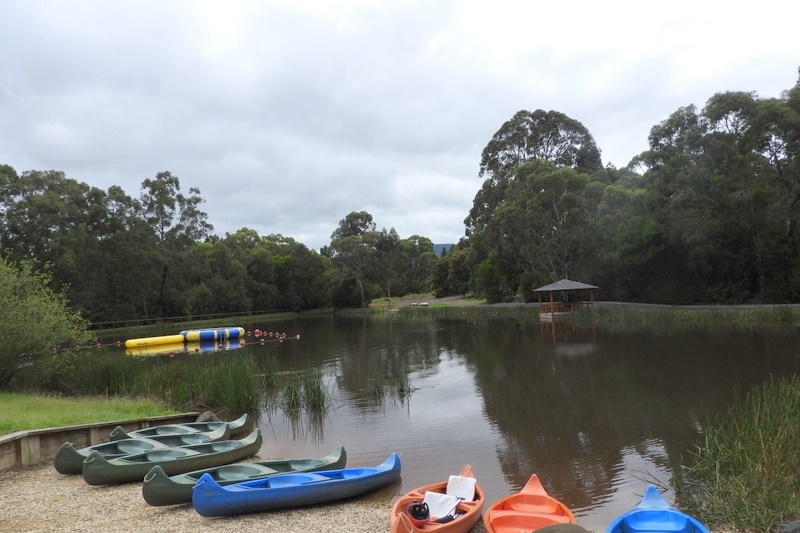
[0,168,439,321]
[1,68,798,321]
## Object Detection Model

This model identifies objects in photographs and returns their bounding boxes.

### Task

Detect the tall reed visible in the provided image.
[570,306,799,334]
[280,370,328,411]
[11,349,267,414]
[676,376,800,531]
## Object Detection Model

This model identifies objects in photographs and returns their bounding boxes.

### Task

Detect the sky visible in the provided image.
[1,1,798,251]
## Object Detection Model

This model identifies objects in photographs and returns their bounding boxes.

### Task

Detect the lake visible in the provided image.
[127,309,800,530]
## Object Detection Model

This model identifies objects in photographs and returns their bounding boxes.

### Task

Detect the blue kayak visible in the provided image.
[193,453,401,517]
[606,486,710,533]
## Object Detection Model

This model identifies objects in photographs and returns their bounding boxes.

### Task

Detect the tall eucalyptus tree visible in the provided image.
[465,109,602,300]
[138,171,212,316]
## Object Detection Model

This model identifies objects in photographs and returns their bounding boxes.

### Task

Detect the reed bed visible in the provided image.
[676,376,800,531]
[281,370,328,411]
[570,306,799,334]
[10,349,268,415]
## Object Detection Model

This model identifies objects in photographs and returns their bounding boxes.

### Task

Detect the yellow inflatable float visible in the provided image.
[124,327,245,349]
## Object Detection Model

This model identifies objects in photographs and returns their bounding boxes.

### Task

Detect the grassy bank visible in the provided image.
[8,349,270,416]
[0,392,179,436]
[677,375,800,531]
[5,303,800,532]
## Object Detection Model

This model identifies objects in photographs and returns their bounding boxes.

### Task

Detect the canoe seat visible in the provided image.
[117,442,159,454]
[423,491,460,518]
[180,435,213,444]
[447,475,476,500]
[145,449,200,460]
[151,426,195,435]
[488,510,570,530]
[208,441,240,452]
[216,465,276,481]
[622,511,689,532]
[505,496,562,514]
[266,473,328,488]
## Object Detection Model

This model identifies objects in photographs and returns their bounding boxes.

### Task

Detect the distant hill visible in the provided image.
[433,243,455,256]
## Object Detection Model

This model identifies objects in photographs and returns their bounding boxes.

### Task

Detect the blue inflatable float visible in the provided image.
[180,327,245,342]
[125,327,245,349]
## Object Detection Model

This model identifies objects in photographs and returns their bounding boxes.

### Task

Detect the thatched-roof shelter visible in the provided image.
[533,279,598,321]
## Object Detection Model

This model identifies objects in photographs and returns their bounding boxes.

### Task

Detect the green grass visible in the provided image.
[0,392,179,436]
[570,306,800,333]
[676,376,800,531]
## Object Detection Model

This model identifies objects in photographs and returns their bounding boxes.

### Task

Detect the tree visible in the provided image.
[0,258,93,388]
[138,171,213,316]
[431,245,472,297]
[466,109,603,235]
[330,211,376,241]
[184,241,251,314]
[222,229,279,311]
[490,160,589,285]
[327,212,382,307]
[263,235,332,311]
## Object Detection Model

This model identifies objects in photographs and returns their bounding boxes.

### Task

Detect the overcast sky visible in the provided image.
[1,1,798,251]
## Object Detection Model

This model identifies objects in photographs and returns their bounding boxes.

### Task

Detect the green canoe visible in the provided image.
[54,426,229,475]
[142,445,347,506]
[81,428,262,486]
[110,413,249,441]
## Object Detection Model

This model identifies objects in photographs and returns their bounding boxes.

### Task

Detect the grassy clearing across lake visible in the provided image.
[0,392,179,436]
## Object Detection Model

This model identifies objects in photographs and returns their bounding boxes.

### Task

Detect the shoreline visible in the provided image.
[0,463,422,533]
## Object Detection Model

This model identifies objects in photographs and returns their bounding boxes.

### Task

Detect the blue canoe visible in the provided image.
[606,486,710,533]
[192,453,401,517]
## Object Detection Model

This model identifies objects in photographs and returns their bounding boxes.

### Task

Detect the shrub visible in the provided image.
[0,259,94,388]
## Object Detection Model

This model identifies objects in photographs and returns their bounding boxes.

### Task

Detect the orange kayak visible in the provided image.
[484,474,575,533]
[390,465,485,533]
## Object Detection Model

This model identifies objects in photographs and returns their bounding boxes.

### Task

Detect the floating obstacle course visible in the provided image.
[124,327,245,349]
[180,327,245,343]
[124,339,247,357]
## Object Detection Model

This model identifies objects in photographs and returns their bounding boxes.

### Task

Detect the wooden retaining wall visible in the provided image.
[0,413,200,473]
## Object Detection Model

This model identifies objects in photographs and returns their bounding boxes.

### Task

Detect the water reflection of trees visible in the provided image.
[434,317,800,511]
[333,316,435,412]
[248,313,800,512]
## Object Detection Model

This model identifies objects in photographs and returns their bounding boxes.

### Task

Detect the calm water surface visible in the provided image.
[128,311,800,530]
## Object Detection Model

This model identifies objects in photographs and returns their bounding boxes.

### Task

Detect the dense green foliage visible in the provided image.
[677,376,800,531]
[453,70,800,303]
[0,257,94,387]
[2,69,799,322]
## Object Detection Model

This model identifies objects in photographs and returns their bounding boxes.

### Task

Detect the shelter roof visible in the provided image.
[533,279,599,292]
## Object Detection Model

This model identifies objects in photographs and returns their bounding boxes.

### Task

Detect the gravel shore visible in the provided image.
[0,463,416,533]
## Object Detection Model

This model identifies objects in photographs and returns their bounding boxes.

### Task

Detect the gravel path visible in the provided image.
[0,463,406,533]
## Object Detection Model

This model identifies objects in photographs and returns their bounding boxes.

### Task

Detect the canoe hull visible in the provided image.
[55,439,166,475]
[142,446,347,506]
[81,429,262,486]
[193,453,401,517]
[606,486,711,533]
[484,474,575,533]
[110,413,248,440]
[389,464,485,533]
[54,426,230,475]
